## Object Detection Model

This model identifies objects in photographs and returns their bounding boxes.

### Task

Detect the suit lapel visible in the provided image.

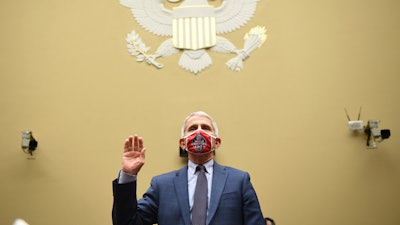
[174,166,191,225]
[207,163,228,225]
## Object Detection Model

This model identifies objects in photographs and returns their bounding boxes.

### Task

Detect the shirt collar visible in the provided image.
[188,159,214,174]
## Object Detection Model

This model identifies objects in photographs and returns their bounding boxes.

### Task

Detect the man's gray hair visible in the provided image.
[181,111,219,137]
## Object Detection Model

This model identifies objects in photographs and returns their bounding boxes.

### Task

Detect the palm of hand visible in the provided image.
[122,135,146,175]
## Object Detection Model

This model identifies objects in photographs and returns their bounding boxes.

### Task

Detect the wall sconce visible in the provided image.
[345,108,391,148]
[13,219,30,225]
[21,131,38,155]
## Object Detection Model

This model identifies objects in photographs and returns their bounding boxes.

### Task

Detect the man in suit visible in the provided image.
[112,111,265,225]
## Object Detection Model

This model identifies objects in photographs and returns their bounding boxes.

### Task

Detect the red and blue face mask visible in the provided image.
[184,129,217,155]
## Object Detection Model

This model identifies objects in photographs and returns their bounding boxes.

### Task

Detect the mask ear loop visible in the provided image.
[184,136,189,152]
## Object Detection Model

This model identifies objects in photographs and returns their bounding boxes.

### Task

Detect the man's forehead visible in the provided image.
[185,115,212,127]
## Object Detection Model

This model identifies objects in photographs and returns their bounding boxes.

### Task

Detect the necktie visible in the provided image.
[192,165,208,225]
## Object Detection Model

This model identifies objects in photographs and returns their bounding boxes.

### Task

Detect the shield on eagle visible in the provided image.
[172,5,216,50]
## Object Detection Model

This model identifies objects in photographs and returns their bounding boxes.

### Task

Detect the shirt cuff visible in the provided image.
[118,170,137,184]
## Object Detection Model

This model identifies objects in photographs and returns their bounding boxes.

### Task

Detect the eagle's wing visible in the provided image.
[215,0,260,34]
[120,0,173,36]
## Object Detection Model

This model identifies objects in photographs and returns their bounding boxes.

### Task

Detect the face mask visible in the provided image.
[184,129,217,155]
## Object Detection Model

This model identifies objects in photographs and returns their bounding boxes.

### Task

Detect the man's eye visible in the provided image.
[202,125,211,131]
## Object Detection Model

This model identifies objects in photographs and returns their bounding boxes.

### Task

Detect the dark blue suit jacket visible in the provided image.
[112,162,265,225]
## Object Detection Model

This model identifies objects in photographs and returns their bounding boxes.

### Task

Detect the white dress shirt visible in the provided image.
[187,159,213,210]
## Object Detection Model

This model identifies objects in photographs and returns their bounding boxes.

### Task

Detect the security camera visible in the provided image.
[367,120,380,138]
[364,120,391,148]
[21,131,38,155]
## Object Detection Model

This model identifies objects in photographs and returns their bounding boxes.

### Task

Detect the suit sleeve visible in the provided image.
[112,178,159,225]
[241,172,266,225]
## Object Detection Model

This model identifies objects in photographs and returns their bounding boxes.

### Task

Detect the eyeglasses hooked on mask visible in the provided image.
[183,129,217,155]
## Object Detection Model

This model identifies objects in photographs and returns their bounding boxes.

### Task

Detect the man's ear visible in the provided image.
[179,138,186,149]
[214,138,221,149]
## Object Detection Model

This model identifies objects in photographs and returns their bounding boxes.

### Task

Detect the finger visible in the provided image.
[138,137,144,150]
[124,136,133,153]
[133,134,139,151]
[141,148,146,160]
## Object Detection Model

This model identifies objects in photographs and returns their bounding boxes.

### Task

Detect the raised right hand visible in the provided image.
[122,134,146,175]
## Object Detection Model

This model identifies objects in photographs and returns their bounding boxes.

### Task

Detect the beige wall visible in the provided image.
[1,0,399,225]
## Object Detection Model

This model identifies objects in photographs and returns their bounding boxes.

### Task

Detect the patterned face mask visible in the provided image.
[184,129,217,155]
